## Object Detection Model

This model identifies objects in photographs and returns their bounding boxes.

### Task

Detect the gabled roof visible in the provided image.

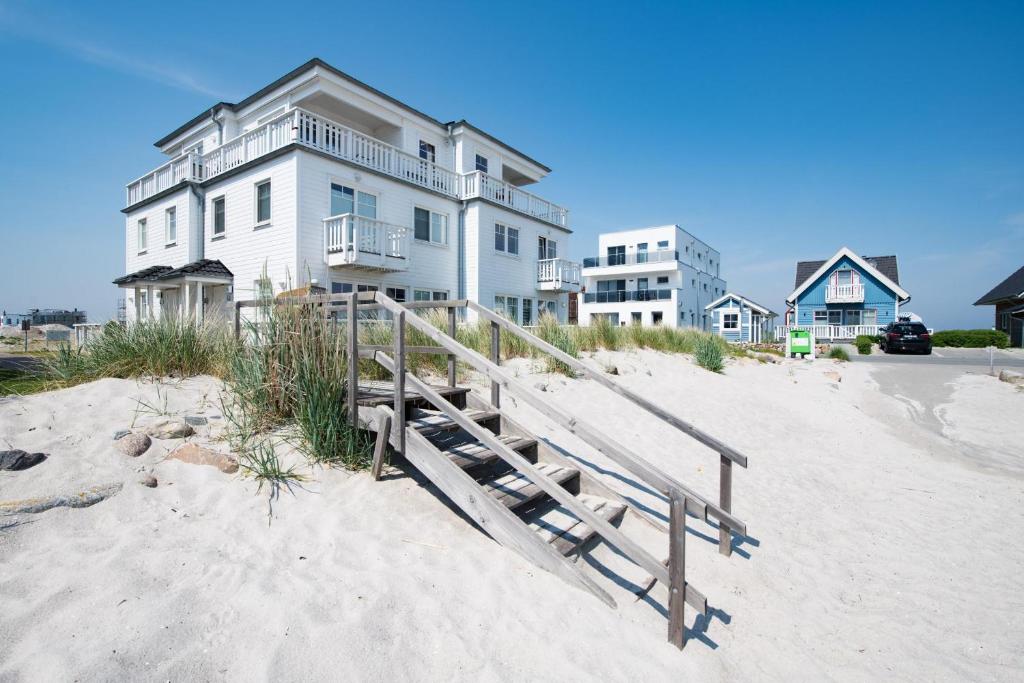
[705,292,776,316]
[112,265,174,285]
[154,58,551,173]
[974,265,1024,305]
[787,247,910,304]
[156,259,233,281]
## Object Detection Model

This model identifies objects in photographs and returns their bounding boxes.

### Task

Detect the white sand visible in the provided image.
[1,354,1022,681]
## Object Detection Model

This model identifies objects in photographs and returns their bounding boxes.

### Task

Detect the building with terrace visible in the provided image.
[577,226,727,328]
[116,58,579,325]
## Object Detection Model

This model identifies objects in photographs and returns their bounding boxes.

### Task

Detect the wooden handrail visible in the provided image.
[371,292,745,535]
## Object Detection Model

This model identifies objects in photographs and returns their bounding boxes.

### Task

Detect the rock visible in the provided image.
[0,482,123,514]
[139,474,158,488]
[115,433,152,458]
[605,365,619,375]
[0,450,47,471]
[535,382,548,392]
[143,419,194,440]
[999,370,1024,385]
[824,371,842,383]
[167,443,238,474]
[112,429,131,441]
[184,416,208,427]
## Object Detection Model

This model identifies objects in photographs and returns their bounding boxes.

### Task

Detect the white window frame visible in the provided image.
[721,309,740,331]
[164,207,176,246]
[495,223,519,256]
[475,154,488,174]
[385,286,407,303]
[813,309,828,323]
[254,179,272,226]
[137,218,147,253]
[414,289,449,302]
[329,181,377,220]
[414,206,449,245]
[212,196,226,237]
[419,140,436,163]
[494,294,521,323]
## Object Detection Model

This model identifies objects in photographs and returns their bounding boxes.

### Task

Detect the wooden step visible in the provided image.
[483,463,579,511]
[356,382,470,410]
[407,409,500,438]
[442,435,537,470]
[529,495,628,556]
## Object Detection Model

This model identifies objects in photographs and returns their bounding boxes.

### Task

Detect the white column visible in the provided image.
[133,287,141,323]
[146,285,155,320]
[183,282,191,321]
[196,282,205,326]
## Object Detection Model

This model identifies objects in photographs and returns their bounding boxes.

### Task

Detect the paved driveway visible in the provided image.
[847,345,1024,369]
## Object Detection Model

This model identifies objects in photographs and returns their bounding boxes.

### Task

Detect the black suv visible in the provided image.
[880,322,932,354]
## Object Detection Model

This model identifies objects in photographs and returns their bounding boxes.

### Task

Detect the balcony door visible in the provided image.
[331,183,377,219]
[607,245,625,266]
[636,242,648,263]
[538,236,557,260]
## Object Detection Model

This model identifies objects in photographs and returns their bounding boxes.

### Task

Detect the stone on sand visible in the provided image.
[167,443,238,474]
[115,433,152,458]
[0,450,48,471]
[143,419,194,440]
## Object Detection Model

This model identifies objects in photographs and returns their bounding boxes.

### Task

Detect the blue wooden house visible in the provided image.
[781,247,910,341]
[706,293,777,343]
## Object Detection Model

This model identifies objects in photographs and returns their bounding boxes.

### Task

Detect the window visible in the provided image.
[137,218,147,252]
[331,184,376,219]
[213,197,225,235]
[494,295,506,316]
[475,154,488,173]
[545,301,557,317]
[419,140,436,163]
[637,278,649,290]
[522,299,533,326]
[538,236,557,260]
[631,312,642,324]
[495,223,519,254]
[165,208,176,245]
[255,180,271,224]
[607,245,625,265]
[386,287,407,303]
[652,312,663,325]
[657,240,669,249]
[703,283,708,291]
[657,276,669,285]
[692,279,696,287]
[637,243,649,263]
[414,208,448,245]
[494,295,520,323]
[332,282,353,294]
[863,309,877,325]
[414,289,448,302]
[845,310,862,325]
[722,311,739,330]
[814,310,828,323]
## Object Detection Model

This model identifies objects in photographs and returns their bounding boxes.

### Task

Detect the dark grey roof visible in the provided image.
[153,58,551,173]
[112,265,174,285]
[794,254,899,290]
[974,265,1024,305]
[157,259,233,281]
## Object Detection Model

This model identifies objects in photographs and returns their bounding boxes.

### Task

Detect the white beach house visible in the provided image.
[578,226,726,328]
[115,58,579,325]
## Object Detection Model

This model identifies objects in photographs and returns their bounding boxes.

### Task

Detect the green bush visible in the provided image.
[930,329,1009,348]
[828,346,850,361]
[854,335,874,355]
[694,335,724,373]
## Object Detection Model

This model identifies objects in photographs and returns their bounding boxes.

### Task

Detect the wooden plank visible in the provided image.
[551,501,629,556]
[467,302,749,469]
[484,464,578,510]
[719,455,733,557]
[668,488,687,650]
[371,348,673,589]
[406,409,500,437]
[447,307,457,387]
[400,423,616,608]
[371,409,392,481]
[490,321,501,408]
[348,295,359,433]
[375,301,747,536]
[233,301,241,339]
[359,344,448,355]
[444,435,535,469]
[394,309,406,455]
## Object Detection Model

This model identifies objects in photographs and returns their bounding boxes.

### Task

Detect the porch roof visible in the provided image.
[705,292,776,317]
[112,265,174,285]
[113,260,233,288]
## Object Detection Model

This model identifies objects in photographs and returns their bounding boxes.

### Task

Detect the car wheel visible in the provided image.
[923,347,932,355]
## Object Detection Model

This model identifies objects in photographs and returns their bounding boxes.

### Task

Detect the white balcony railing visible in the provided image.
[774,325,879,341]
[536,258,581,291]
[323,213,410,271]
[460,170,569,228]
[126,108,570,228]
[824,283,865,303]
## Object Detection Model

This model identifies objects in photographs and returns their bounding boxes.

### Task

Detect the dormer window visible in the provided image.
[475,154,488,174]
[419,141,436,163]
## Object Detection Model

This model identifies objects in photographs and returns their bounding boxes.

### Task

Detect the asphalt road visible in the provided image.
[846,345,1024,369]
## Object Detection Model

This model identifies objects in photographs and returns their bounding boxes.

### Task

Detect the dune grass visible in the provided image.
[828,346,850,361]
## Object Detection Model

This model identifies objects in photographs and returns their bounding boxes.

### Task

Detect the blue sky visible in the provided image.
[0,0,1021,328]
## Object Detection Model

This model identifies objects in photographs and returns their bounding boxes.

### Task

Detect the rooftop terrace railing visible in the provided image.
[583,288,674,303]
[582,250,679,268]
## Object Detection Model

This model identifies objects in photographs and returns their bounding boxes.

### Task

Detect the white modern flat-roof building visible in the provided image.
[116,58,580,325]
[578,226,726,328]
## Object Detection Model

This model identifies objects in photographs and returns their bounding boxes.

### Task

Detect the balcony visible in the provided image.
[824,283,865,303]
[461,170,568,228]
[536,258,581,292]
[582,250,679,269]
[324,213,410,272]
[583,288,674,304]
[125,108,569,228]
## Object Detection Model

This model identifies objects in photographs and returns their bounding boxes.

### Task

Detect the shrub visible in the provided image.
[854,335,874,355]
[828,346,850,361]
[694,335,724,373]
[931,329,1009,348]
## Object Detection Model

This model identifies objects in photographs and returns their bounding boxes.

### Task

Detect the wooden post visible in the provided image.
[348,295,359,432]
[394,310,406,455]
[490,320,500,408]
[668,488,687,650]
[371,410,391,481]
[447,306,457,387]
[718,454,733,556]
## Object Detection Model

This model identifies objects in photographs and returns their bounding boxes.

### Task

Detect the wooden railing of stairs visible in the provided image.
[234,291,751,650]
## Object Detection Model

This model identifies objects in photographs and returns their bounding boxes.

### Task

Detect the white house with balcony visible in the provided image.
[577,226,726,328]
[116,58,579,325]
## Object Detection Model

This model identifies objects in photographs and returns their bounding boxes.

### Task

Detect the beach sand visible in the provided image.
[1,352,1022,681]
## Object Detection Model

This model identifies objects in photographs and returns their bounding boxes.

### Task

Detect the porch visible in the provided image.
[113,260,233,324]
[774,324,880,341]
